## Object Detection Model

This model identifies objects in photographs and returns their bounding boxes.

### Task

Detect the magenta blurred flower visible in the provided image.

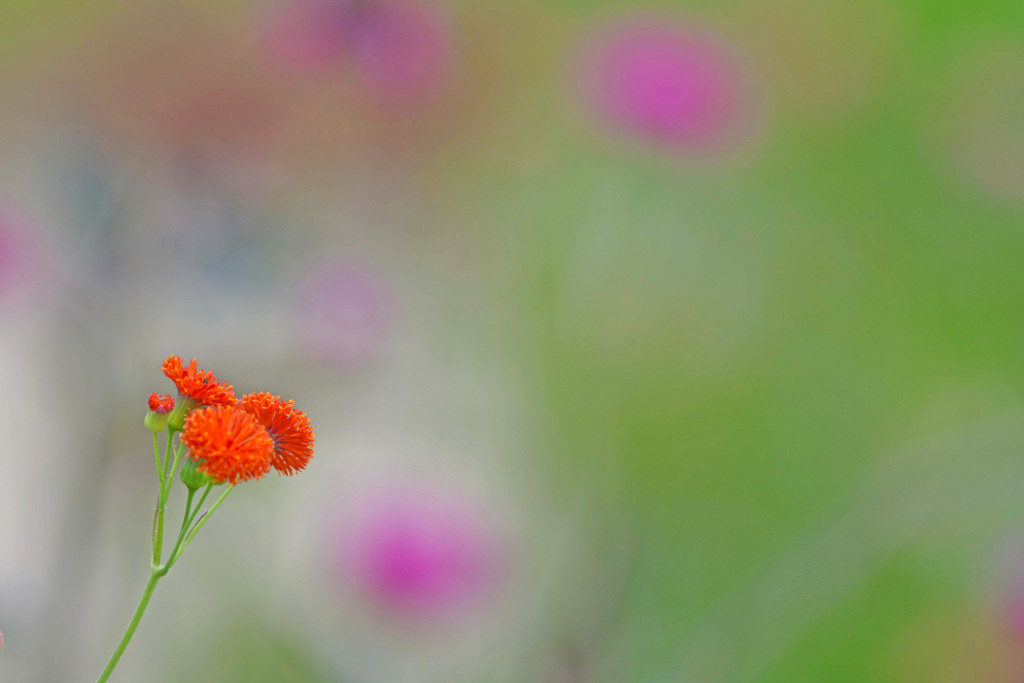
[264,0,351,73]
[576,15,753,153]
[263,0,451,102]
[349,0,451,102]
[0,207,41,305]
[326,484,502,616]
[297,262,391,364]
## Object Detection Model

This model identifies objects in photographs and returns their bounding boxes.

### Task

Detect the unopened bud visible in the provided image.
[144,393,175,433]
[165,397,198,432]
[179,456,218,491]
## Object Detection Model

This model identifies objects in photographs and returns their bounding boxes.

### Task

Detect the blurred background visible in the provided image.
[1,0,1024,681]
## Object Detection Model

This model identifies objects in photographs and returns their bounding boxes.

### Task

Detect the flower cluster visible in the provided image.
[99,357,317,682]
[148,355,315,486]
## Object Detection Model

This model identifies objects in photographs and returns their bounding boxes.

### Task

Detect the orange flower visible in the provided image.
[161,356,236,407]
[181,405,274,485]
[147,393,175,414]
[240,392,314,476]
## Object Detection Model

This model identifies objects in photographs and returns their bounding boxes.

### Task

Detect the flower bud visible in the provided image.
[179,456,219,491]
[144,393,175,433]
[165,398,197,432]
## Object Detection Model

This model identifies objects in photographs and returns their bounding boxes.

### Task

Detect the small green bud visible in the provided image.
[144,410,168,433]
[166,398,197,432]
[179,456,218,491]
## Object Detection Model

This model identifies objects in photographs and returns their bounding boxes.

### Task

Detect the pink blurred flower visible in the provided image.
[349,0,451,103]
[264,0,351,73]
[297,262,391,364]
[0,207,41,306]
[263,0,451,102]
[576,15,754,154]
[326,484,502,616]
[260,0,448,102]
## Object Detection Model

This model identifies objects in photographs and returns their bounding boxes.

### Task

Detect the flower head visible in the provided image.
[147,393,175,414]
[240,392,314,476]
[161,356,237,408]
[182,405,274,485]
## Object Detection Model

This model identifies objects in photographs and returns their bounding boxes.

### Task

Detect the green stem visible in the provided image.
[150,494,159,553]
[188,484,214,529]
[163,442,185,500]
[94,571,161,683]
[99,436,231,681]
[152,432,163,488]
[152,494,165,565]
[153,432,180,566]
[162,431,175,485]
[171,485,233,565]
[180,488,195,535]
[160,488,195,575]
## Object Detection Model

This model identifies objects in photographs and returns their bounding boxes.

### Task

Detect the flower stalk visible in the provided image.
[96,430,227,683]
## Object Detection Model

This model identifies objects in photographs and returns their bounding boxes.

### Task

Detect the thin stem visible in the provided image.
[162,442,185,501]
[180,488,196,535]
[159,488,195,575]
[188,484,214,529]
[171,485,233,565]
[98,430,232,681]
[150,436,175,565]
[100,436,232,681]
[165,484,213,571]
[94,571,161,683]
[150,494,159,554]
[162,431,175,484]
[152,492,166,566]
[152,432,163,488]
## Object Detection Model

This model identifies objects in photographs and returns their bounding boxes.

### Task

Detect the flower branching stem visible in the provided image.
[95,432,228,683]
